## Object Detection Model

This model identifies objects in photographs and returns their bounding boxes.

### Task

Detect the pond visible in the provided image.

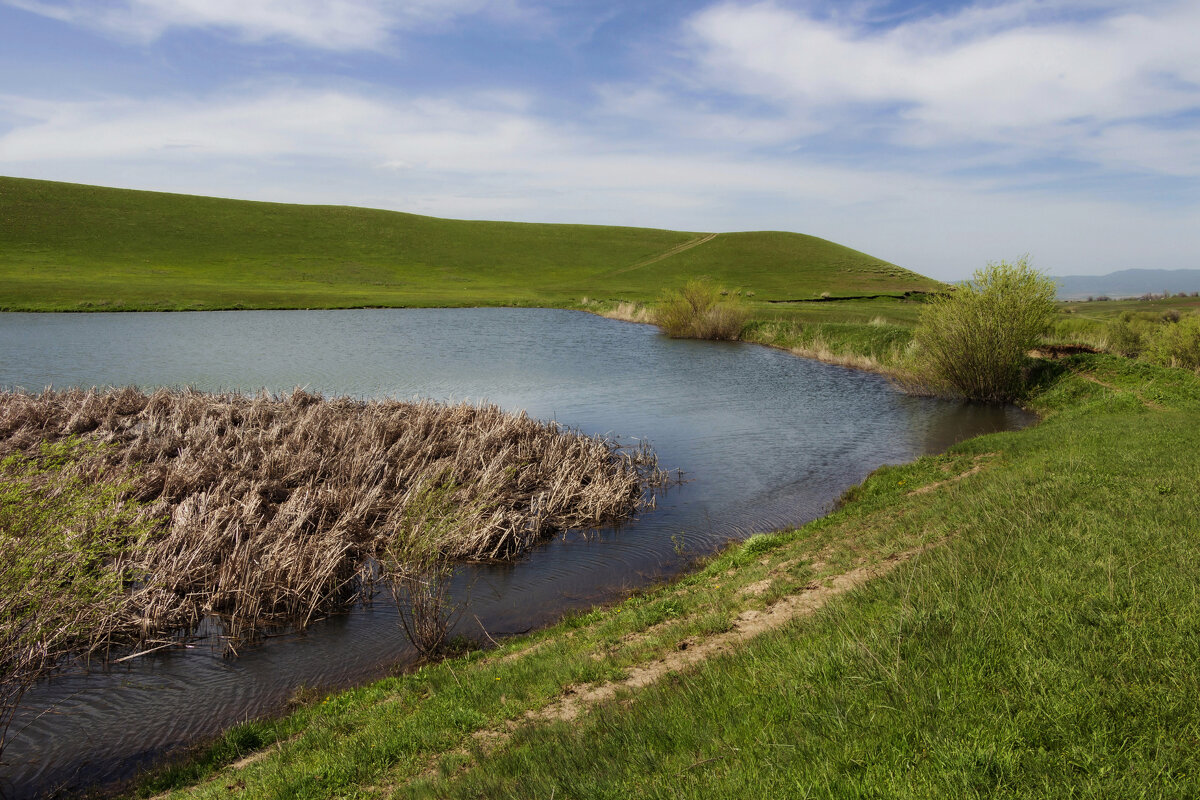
[0,308,1033,796]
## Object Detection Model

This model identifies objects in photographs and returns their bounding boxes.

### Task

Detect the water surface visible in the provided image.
[0,309,1033,796]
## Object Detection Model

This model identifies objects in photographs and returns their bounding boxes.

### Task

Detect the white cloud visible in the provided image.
[0,89,553,167]
[1,0,521,49]
[3,84,1197,279]
[683,1,1200,174]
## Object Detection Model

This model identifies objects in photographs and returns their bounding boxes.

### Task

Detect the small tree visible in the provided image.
[380,477,470,658]
[912,256,1057,402]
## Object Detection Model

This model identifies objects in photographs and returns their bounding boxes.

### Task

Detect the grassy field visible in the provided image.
[1052,296,1200,346]
[0,176,937,311]
[121,354,1200,799]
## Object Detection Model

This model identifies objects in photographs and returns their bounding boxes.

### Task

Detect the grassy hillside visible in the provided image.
[0,176,938,311]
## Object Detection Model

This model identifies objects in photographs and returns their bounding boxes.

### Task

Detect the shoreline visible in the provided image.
[112,349,1197,799]
[13,308,1185,799]
[5,305,992,798]
[99,312,1037,796]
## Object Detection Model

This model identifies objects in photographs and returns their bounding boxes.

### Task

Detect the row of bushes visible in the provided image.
[1107,312,1200,371]
[650,260,1196,403]
[648,264,1056,402]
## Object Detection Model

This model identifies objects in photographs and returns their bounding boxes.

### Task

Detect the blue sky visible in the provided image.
[2,0,1198,279]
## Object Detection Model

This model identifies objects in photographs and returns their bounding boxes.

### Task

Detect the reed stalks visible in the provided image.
[0,388,667,653]
[0,438,163,760]
[600,301,652,324]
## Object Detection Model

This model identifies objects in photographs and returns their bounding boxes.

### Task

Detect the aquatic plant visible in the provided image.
[0,388,667,652]
[0,439,162,762]
[380,475,473,658]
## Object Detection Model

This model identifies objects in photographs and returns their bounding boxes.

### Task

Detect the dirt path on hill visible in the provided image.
[604,233,718,277]
[1081,373,1165,410]
[380,537,945,793]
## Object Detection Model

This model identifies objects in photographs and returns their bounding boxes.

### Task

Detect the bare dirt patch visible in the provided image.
[521,539,937,726]
[907,455,994,497]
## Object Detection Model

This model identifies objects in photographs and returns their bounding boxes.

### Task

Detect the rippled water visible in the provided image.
[0,309,1033,796]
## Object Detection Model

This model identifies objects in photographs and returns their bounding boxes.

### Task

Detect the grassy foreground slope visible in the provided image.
[131,355,1200,800]
[0,177,936,311]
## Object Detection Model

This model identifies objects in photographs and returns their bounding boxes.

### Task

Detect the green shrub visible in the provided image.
[1105,319,1145,357]
[911,256,1057,402]
[1147,314,1200,372]
[654,279,748,340]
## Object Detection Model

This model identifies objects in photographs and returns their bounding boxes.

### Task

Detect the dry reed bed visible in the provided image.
[0,387,666,643]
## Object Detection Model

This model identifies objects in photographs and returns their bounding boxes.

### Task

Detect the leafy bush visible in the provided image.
[654,279,748,340]
[1147,314,1200,372]
[1105,319,1146,358]
[911,257,1057,402]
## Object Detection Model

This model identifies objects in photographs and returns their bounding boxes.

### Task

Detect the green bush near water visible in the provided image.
[911,257,1057,401]
[654,280,749,340]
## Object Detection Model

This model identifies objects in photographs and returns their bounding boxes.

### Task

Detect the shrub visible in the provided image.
[654,279,748,340]
[910,256,1057,402]
[381,477,468,658]
[1106,319,1146,358]
[1147,314,1200,372]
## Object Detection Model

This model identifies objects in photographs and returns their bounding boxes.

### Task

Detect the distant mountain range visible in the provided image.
[1052,268,1200,300]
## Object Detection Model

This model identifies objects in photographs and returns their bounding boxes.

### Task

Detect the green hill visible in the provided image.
[0,176,938,311]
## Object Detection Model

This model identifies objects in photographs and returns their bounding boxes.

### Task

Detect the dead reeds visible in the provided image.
[0,387,667,648]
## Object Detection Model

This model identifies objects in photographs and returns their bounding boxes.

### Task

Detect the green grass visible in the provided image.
[120,355,1200,799]
[1053,296,1200,345]
[0,176,937,311]
[417,358,1200,799]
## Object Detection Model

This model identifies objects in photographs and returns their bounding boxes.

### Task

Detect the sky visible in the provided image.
[1,0,1198,279]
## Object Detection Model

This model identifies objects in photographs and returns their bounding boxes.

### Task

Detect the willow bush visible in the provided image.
[1148,313,1200,372]
[654,279,748,340]
[911,257,1057,402]
[380,475,472,658]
